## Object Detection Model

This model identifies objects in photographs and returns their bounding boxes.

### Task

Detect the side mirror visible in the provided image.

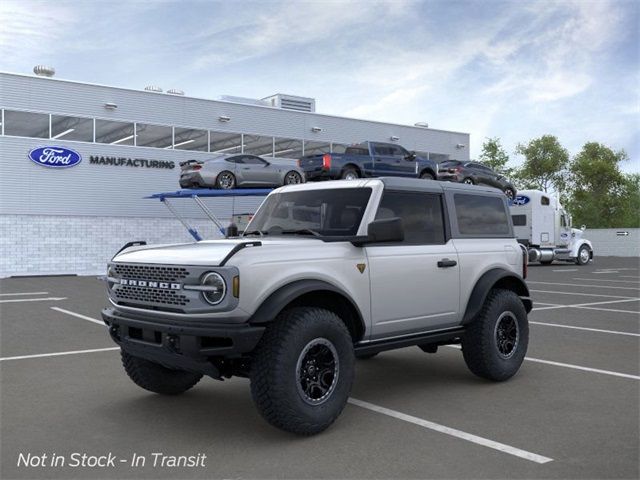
[362,217,404,244]
[225,223,239,238]
[581,224,586,231]
[405,151,416,161]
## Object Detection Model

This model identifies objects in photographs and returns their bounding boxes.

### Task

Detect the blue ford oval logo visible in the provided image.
[512,195,530,206]
[28,146,82,168]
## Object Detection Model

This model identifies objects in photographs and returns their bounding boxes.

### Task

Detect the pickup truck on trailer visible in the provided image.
[299,141,439,182]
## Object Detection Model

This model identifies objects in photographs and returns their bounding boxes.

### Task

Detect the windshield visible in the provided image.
[245,188,372,237]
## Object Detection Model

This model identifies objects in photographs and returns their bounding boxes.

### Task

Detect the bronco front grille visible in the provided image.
[113,264,189,282]
[114,285,190,307]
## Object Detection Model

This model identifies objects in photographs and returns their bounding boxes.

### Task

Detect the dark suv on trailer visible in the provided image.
[438,160,516,200]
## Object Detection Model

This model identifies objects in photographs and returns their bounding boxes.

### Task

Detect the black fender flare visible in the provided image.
[249,279,365,332]
[462,268,532,324]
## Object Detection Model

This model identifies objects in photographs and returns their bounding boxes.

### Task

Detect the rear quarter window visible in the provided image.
[453,194,511,237]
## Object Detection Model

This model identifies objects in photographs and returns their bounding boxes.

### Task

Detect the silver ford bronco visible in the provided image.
[102,177,531,435]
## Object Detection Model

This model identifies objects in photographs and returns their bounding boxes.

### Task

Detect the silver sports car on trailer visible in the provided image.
[179,154,305,189]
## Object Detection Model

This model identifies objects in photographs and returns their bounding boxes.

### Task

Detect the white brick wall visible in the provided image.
[585,228,640,257]
[0,215,225,277]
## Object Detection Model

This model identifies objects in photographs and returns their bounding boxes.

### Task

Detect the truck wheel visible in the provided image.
[461,289,528,382]
[463,177,475,185]
[250,307,355,435]
[121,351,202,395]
[420,171,435,180]
[341,167,359,180]
[216,171,236,189]
[576,245,591,265]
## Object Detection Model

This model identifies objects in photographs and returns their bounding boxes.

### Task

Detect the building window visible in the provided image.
[331,143,349,154]
[454,194,510,236]
[304,140,330,156]
[136,123,173,148]
[173,127,208,151]
[95,119,135,145]
[375,191,446,244]
[4,110,49,138]
[50,114,93,142]
[244,135,274,156]
[210,131,243,154]
[273,137,303,159]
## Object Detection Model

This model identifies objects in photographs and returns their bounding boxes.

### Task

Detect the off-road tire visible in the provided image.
[420,171,435,180]
[355,352,379,360]
[250,307,355,435]
[576,245,590,265]
[461,289,528,381]
[121,351,202,395]
[341,167,359,180]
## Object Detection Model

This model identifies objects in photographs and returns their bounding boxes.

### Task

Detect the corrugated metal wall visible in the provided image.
[586,228,640,257]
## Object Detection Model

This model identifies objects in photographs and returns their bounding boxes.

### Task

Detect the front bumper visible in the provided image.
[102,307,265,377]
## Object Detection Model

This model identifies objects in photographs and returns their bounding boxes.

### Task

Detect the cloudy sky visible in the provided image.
[1,0,638,172]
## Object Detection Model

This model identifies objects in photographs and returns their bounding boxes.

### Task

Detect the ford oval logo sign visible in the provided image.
[28,146,82,168]
[512,195,530,206]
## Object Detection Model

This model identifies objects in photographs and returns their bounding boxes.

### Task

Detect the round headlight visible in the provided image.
[201,272,226,305]
[107,265,117,289]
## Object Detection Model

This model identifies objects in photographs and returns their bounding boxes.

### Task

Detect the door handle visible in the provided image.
[437,258,457,268]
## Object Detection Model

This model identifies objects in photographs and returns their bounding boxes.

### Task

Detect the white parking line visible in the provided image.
[0,347,119,362]
[573,278,640,284]
[0,291,50,296]
[621,275,640,279]
[532,298,640,312]
[348,398,553,464]
[528,281,639,291]
[574,306,639,315]
[531,289,637,299]
[593,271,620,274]
[530,321,640,337]
[524,357,640,380]
[51,307,105,326]
[552,269,578,272]
[0,297,67,304]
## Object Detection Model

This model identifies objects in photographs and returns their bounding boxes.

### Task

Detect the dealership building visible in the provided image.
[0,70,470,277]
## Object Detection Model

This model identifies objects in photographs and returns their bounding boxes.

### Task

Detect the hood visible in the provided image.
[112,237,322,266]
[571,227,585,240]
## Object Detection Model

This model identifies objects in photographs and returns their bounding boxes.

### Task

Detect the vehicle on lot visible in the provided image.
[438,160,517,200]
[298,141,438,182]
[510,189,593,265]
[179,154,305,189]
[102,178,531,435]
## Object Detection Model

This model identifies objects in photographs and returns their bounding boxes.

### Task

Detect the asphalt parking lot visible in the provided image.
[1,257,638,479]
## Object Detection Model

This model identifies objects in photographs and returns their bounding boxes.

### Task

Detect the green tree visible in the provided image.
[479,137,511,174]
[514,135,569,192]
[566,142,635,228]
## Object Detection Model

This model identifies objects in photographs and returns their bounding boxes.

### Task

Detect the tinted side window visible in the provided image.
[226,156,243,164]
[541,196,550,206]
[512,215,527,226]
[454,194,511,236]
[375,191,446,244]
[373,144,392,155]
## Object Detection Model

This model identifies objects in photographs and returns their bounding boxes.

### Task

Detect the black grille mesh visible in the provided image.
[115,285,189,306]
[113,264,189,282]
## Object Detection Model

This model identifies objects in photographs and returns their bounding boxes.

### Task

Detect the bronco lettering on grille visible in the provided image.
[119,279,182,290]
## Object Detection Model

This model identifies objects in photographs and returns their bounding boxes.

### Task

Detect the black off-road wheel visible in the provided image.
[121,351,202,395]
[250,307,355,435]
[461,289,528,382]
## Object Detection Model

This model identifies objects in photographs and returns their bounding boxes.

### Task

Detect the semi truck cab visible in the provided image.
[510,190,593,265]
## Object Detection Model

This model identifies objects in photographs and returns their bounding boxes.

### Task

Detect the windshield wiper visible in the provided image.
[280,229,322,237]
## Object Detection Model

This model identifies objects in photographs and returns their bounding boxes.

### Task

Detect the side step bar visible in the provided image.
[354,327,465,356]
